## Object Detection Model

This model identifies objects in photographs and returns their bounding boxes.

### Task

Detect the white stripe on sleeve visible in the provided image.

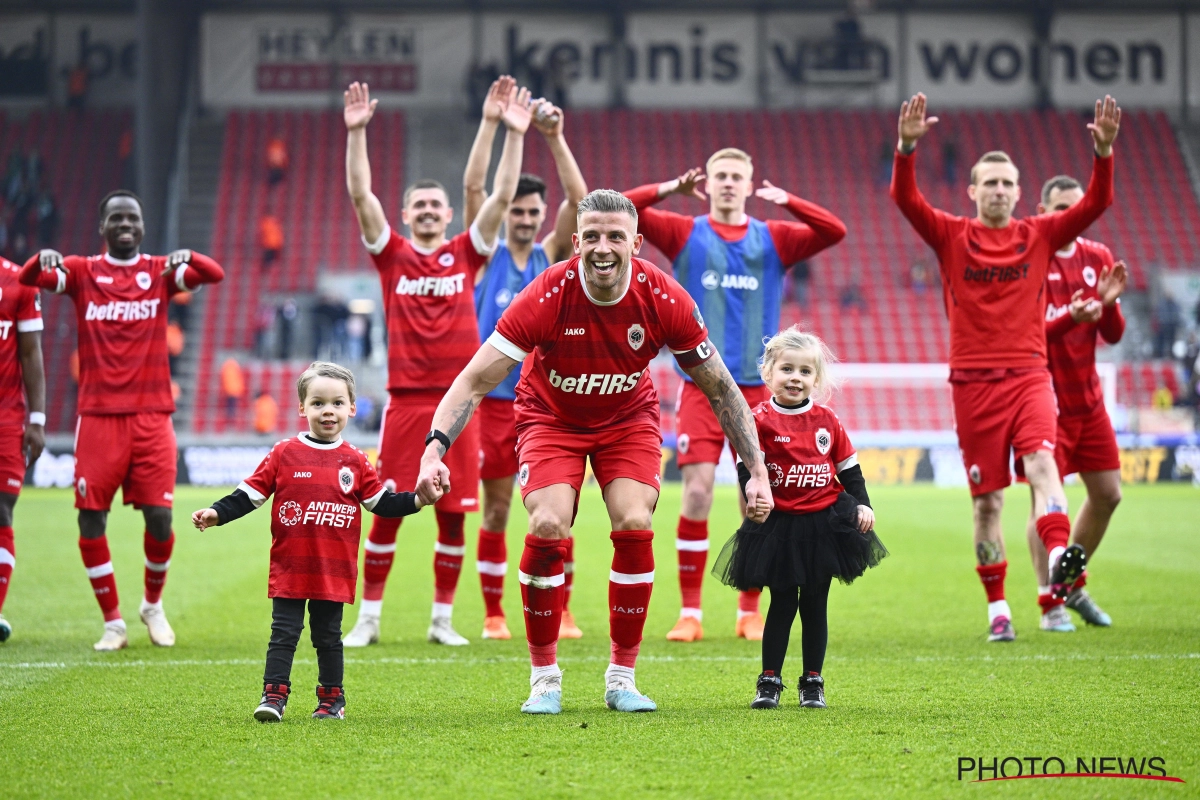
[487,331,529,361]
[836,453,859,472]
[362,488,386,511]
[236,481,267,508]
[174,265,190,292]
[469,221,496,256]
[16,318,43,333]
[362,224,392,255]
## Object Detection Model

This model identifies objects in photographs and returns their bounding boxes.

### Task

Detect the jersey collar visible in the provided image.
[770,396,813,415]
[299,433,343,449]
[1056,239,1078,258]
[103,252,142,267]
[578,262,631,306]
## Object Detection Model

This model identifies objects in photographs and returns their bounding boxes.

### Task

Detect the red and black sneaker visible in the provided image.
[254,682,289,722]
[312,685,346,719]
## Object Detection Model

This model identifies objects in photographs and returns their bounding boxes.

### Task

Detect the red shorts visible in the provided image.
[515,420,662,508]
[1055,403,1120,477]
[951,369,1057,497]
[675,381,771,466]
[378,391,479,513]
[0,425,26,496]
[479,396,519,481]
[74,412,177,510]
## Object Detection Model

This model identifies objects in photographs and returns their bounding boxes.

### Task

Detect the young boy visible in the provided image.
[193,362,432,721]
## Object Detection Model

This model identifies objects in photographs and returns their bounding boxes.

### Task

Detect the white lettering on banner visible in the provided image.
[547,368,641,395]
[395,273,465,297]
[84,299,161,322]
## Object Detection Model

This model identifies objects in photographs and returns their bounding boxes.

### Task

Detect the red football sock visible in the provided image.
[519,534,567,667]
[143,531,173,604]
[1035,512,1071,553]
[1074,571,1087,590]
[738,588,761,616]
[477,528,507,618]
[362,516,401,603]
[562,536,575,613]
[976,561,1008,603]
[676,516,707,616]
[0,526,13,613]
[609,530,654,669]
[1038,590,1065,613]
[79,536,121,622]
[433,510,465,608]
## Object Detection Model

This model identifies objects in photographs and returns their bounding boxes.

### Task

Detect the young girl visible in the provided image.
[193,362,429,722]
[713,327,887,709]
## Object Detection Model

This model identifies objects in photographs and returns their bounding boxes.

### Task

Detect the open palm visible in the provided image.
[1088,95,1121,156]
[502,86,533,134]
[898,93,939,149]
[344,82,378,130]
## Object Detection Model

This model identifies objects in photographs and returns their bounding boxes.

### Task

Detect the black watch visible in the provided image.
[425,429,451,452]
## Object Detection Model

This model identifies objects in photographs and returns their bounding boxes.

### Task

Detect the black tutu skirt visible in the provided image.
[711,493,888,591]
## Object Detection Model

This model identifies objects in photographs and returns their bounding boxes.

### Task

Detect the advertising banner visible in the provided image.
[1049,14,1181,108]
[53,14,138,106]
[906,13,1039,107]
[764,13,899,108]
[623,13,757,108]
[0,15,49,98]
[477,14,613,108]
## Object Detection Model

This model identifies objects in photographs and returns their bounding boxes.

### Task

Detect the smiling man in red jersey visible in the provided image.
[890,93,1120,643]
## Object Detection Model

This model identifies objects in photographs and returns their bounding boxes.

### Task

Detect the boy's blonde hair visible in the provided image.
[297,361,357,405]
[759,326,840,401]
[706,147,753,174]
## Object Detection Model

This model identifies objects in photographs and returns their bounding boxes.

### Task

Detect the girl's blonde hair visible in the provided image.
[297,361,357,404]
[759,326,840,401]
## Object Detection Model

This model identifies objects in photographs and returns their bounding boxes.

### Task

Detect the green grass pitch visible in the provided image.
[0,483,1197,798]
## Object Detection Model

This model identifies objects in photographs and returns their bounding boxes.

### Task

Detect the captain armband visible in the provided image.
[673,337,716,369]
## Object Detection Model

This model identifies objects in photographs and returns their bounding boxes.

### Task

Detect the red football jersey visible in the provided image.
[1043,237,1125,416]
[744,398,858,514]
[239,435,386,604]
[0,259,42,427]
[490,256,710,430]
[20,251,223,415]
[891,151,1114,370]
[365,224,490,391]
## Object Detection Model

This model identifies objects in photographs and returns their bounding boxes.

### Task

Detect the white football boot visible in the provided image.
[343,614,380,647]
[140,600,176,646]
[94,620,128,651]
[427,616,469,646]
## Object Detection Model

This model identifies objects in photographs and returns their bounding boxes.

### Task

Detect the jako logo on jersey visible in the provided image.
[84,299,161,321]
[95,275,114,284]
[774,436,791,442]
[1082,266,1097,287]
[519,463,529,487]
[395,274,466,297]
[135,271,152,290]
[339,466,354,494]
[627,323,645,351]
[677,434,690,455]
[701,270,759,291]
[495,288,513,309]
[815,428,831,455]
[302,500,357,527]
[612,605,646,614]
[279,500,303,526]
[293,471,312,478]
[767,462,784,487]
[548,369,641,395]
[438,253,455,267]
[564,327,586,335]
[1048,272,1062,281]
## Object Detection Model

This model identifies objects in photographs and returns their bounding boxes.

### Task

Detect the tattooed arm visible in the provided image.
[683,351,774,522]
[415,343,519,505]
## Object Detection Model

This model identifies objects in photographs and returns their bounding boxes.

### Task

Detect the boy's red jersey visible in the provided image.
[0,259,42,426]
[745,398,858,514]
[239,435,386,604]
[489,256,710,431]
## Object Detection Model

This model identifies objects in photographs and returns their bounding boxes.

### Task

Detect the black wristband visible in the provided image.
[425,429,451,452]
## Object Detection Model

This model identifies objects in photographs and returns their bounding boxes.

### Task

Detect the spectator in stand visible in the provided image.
[791,260,811,306]
[277,299,297,359]
[5,153,25,204]
[839,282,867,311]
[354,394,374,431]
[1152,384,1174,410]
[254,302,275,359]
[36,192,58,248]
[346,314,367,362]
[0,212,8,258]
[312,293,349,360]
[253,391,279,434]
[876,140,892,187]
[1152,293,1180,358]
[170,289,193,329]
[266,137,289,186]
[220,358,246,423]
[910,260,930,293]
[166,322,185,376]
[942,140,959,186]
[260,213,283,268]
[67,62,89,109]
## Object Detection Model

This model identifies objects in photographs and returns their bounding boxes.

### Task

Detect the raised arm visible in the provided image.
[757,181,847,262]
[1038,97,1119,250]
[890,94,950,247]
[20,250,69,292]
[462,76,513,231]
[344,82,388,245]
[622,176,698,261]
[532,100,588,262]
[163,249,225,290]
[415,343,520,504]
[18,328,44,465]
[473,86,533,251]
[682,350,773,522]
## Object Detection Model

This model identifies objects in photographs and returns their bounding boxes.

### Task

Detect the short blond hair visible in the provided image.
[297,361,357,404]
[970,151,1019,185]
[759,326,840,401]
[706,147,753,174]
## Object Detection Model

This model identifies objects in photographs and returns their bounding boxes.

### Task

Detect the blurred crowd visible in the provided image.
[1,150,58,263]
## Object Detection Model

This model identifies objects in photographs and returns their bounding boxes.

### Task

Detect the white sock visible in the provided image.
[431,602,453,620]
[605,664,635,688]
[140,598,162,611]
[106,618,127,632]
[736,609,756,619]
[358,599,382,618]
[530,664,561,685]
[987,600,1011,623]
[680,608,702,621]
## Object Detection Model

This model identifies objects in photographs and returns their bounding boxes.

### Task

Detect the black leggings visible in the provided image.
[264,598,344,688]
[762,578,832,677]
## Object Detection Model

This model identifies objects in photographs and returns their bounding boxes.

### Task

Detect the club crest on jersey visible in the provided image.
[135,271,152,290]
[815,428,831,455]
[566,269,575,279]
[77,476,87,498]
[338,466,354,494]
[701,270,719,290]
[969,464,982,485]
[1082,266,1097,287]
[767,462,784,488]
[519,463,530,487]
[637,272,646,283]
[495,288,513,309]
[627,323,645,351]
[279,500,303,526]
[677,434,690,455]
[438,253,455,267]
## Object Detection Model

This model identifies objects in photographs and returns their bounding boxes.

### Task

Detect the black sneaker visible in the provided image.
[1049,544,1088,599]
[254,682,290,722]
[313,685,346,719]
[799,673,826,709]
[750,673,784,709]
